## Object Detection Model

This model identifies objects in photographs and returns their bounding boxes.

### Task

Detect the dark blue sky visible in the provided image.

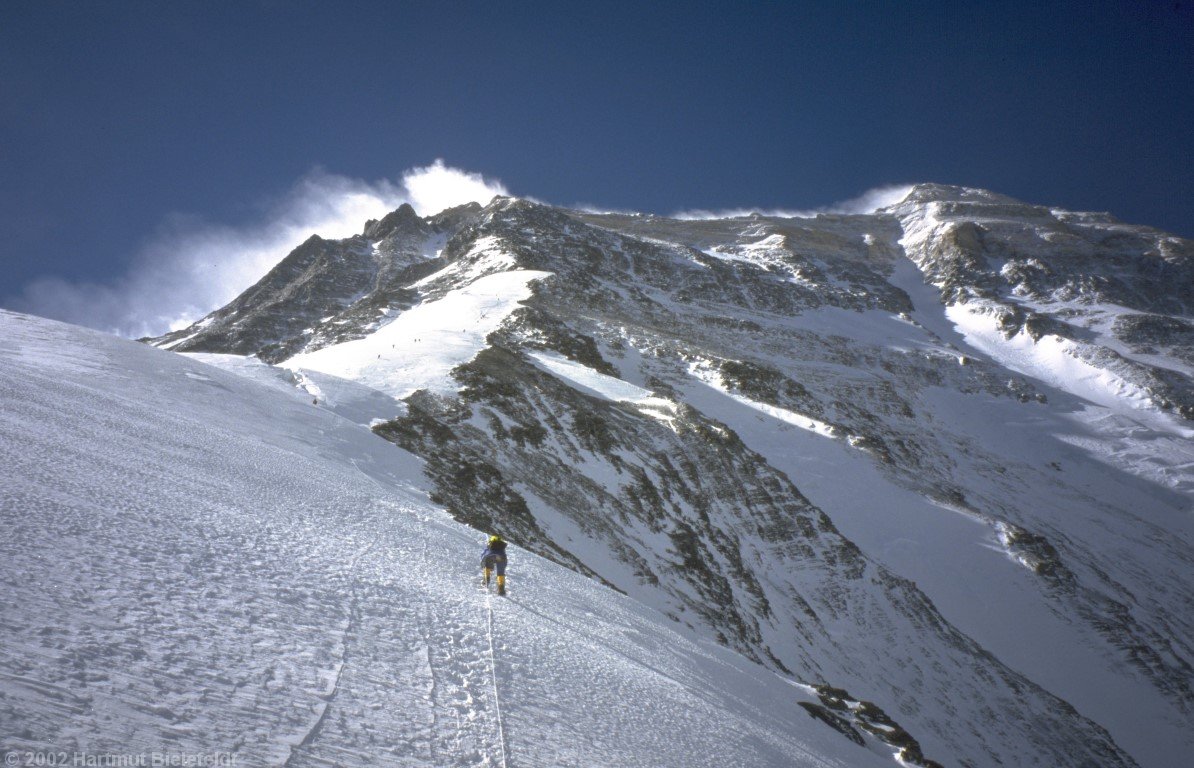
[2,0,1191,317]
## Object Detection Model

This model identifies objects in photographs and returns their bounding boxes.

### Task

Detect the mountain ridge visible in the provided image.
[143,183,1193,767]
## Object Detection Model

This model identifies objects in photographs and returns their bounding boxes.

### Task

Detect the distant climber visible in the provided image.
[481,535,508,595]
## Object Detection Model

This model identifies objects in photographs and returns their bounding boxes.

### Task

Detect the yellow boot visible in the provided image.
[496,574,506,596]
[483,567,491,587]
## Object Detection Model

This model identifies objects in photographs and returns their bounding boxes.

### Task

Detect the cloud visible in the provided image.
[671,184,914,220]
[570,203,643,216]
[402,160,509,216]
[821,184,917,215]
[6,162,508,338]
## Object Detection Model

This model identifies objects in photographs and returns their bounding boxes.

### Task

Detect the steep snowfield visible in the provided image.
[528,351,679,423]
[0,310,894,768]
[670,306,1194,767]
[283,269,551,402]
[944,299,1193,436]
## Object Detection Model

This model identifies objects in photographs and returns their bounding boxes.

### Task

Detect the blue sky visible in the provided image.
[2,1,1191,335]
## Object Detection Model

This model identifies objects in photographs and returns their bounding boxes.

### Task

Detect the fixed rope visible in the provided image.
[485,591,509,768]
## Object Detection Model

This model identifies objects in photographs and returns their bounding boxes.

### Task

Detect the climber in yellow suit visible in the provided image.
[481,535,508,596]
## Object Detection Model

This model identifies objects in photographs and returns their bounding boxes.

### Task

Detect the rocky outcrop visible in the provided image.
[149,202,484,362]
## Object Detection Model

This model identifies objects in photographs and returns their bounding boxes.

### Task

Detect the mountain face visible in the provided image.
[151,184,1194,768]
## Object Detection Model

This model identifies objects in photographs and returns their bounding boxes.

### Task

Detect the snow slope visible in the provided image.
[672,314,1193,767]
[283,269,551,402]
[145,187,1192,767]
[0,309,895,768]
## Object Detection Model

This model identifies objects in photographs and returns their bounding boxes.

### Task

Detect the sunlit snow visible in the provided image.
[0,309,892,768]
[528,350,678,422]
[284,269,552,401]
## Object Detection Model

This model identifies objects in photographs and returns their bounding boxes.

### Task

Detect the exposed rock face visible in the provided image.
[150,202,482,362]
[149,185,1194,768]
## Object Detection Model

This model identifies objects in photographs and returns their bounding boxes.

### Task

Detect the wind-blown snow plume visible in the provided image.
[402,159,510,216]
[4,162,508,338]
[672,184,914,220]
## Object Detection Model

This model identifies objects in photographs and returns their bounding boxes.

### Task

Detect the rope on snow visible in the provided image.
[485,591,509,768]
